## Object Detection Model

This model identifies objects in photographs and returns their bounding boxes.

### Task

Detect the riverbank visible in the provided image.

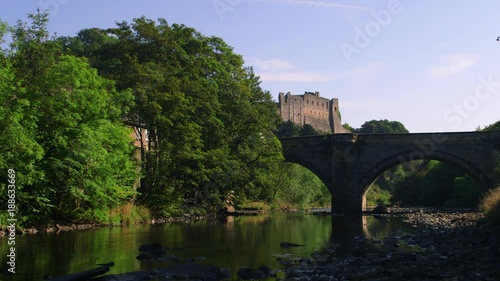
[0,215,209,236]
[285,210,500,280]
[0,204,308,236]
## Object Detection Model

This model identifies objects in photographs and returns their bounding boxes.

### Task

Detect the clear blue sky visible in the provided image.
[2,1,499,132]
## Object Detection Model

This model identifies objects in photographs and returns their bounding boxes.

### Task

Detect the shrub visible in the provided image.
[479,187,500,225]
[365,184,391,207]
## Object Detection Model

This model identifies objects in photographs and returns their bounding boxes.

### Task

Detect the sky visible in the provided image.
[2,1,500,133]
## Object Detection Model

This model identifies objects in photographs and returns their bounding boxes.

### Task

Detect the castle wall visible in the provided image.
[278,91,348,133]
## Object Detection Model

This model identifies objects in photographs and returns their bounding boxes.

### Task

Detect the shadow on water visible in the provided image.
[0,213,412,280]
[330,215,411,257]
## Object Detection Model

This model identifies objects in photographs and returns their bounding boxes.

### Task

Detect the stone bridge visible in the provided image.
[280,131,500,213]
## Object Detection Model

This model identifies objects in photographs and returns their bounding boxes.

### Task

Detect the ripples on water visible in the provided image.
[0,212,411,280]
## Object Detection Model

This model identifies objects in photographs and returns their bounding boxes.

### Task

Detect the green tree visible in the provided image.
[272,163,330,209]
[357,119,409,134]
[0,35,45,225]
[61,17,283,215]
[275,121,322,138]
[0,11,138,224]
[342,123,355,132]
[478,120,500,132]
[276,121,301,138]
[300,124,321,136]
[478,120,499,190]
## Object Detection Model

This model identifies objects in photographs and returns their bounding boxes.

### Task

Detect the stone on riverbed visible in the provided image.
[138,242,163,252]
[280,242,304,248]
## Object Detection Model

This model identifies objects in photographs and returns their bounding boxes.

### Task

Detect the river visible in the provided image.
[0,212,412,280]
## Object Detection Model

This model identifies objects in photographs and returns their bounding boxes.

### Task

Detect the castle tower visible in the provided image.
[278,91,347,133]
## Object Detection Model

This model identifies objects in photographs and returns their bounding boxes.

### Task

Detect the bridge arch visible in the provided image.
[283,157,332,192]
[359,149,495,202]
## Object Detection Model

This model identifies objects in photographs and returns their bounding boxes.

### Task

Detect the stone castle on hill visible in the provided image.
[278,91,348,133]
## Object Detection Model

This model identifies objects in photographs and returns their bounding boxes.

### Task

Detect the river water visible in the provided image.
[1,212,411,280]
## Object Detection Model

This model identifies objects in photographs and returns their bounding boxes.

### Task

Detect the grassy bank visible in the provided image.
[479,187,500,225]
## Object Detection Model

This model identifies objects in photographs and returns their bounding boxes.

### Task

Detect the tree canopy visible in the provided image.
[0,11,138,224]
[356,119,409,134]
[59,16,284,216]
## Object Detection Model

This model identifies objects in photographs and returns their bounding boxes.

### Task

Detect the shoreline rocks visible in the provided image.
[285,210,500,280]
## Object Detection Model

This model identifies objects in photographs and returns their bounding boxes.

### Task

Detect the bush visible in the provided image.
[479,187,500,225]
[365,184,391,207]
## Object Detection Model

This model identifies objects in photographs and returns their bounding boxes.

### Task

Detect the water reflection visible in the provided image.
[0,213,410,280]
[329,215,410,256]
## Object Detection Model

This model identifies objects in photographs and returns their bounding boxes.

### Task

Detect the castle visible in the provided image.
[278,91,348,133]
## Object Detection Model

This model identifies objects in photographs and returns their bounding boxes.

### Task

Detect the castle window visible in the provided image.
[326,104,328,109]
[335,107,337,111]
[307,100,309,104]
[317,102,319,106]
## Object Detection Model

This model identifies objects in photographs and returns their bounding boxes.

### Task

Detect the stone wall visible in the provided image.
[278,91,347,133]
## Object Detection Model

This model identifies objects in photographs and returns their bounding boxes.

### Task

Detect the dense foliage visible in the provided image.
[0,13,138,225]
[355,119,409,134]
[275,121,323,138]
[58,17,288,217]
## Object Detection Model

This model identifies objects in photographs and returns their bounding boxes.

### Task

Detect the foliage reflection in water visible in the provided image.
[0,213,411,280]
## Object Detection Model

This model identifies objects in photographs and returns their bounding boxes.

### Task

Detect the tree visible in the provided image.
[342,123,355,132]
[275,121,301,138]
[275,121,323,138]
[479,120,500,132]
[357,119,409,134]
[0,11,138,224]
[300,124,321,136]
[0,34,45,224]
[61,17,283,215]
[479,120,500,182]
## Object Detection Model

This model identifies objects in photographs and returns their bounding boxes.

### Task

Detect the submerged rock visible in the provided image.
[280,242,304,248]
[138,242,163,252]
[237,267,267,280]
